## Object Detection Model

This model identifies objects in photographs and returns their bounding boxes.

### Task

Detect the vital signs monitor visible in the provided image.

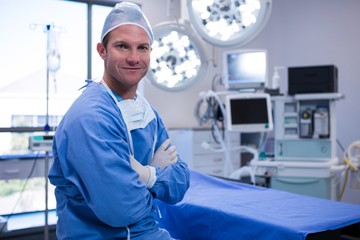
[225,93,273,132]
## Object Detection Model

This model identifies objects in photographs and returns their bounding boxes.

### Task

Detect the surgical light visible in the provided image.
[187,0,272,47]
[146,22,207,91]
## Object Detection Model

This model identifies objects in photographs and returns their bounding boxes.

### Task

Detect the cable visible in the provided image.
[339,167,350,201]
[258,132,269,152]
[194,95,214,126]
[0,154,39,235]
[344,156,357,171]
[211,124,221,144]
[337,139,360,200]
[211,73,222,91]
[337,138,346,153]
[344,140,360,170]
[336,138,347,201]
[194,92,224,133]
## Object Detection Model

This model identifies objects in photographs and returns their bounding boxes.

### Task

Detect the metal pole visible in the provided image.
[44,25,51,240]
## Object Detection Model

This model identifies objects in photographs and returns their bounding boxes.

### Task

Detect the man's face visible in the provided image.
[98,25,151,91]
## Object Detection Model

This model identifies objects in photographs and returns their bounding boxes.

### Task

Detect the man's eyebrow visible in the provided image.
[113,40,126,44]
[113,40,150,47]
[138,42,151,47]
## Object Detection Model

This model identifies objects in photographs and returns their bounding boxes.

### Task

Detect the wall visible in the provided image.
[140,0,360,204]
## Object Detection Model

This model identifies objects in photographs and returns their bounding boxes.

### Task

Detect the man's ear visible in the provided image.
[97,42,107,60]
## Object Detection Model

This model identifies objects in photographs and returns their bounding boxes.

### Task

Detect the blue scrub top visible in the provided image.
[49,81,190,239]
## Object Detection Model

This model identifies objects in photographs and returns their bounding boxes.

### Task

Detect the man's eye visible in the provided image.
[139,46,149,51]
[116,44,127,49]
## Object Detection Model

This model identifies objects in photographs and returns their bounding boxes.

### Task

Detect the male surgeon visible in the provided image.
[49,2,190,239]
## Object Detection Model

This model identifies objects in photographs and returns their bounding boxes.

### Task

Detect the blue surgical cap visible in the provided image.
[101,2,154,44]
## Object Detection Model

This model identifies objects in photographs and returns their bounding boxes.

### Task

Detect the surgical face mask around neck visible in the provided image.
[101,79,155,131]
[117,95,155,131]
[101,79,157,155]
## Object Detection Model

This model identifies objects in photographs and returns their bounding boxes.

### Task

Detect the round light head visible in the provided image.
[146,22,207,91]
[187,0,272,47]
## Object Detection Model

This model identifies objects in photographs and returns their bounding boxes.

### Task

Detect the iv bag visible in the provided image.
[47,29,61,72]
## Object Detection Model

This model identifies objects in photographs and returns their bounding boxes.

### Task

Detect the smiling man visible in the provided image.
[48,2,190,239]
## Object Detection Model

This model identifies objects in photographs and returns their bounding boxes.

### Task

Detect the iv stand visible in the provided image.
[44,78,50,240]
[44,24,53,240]
[31,23,62,240]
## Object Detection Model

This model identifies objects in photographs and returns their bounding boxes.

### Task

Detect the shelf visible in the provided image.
[294,93,344,101]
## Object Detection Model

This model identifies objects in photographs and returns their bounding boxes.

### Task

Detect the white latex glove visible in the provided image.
[130,155,156,189]
[150,139,178,169]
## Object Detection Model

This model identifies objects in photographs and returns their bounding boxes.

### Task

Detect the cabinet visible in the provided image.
[168,128,241,177]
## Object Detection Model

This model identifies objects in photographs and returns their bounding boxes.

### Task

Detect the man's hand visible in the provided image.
[150,139,178,169]
[130,155,156,188]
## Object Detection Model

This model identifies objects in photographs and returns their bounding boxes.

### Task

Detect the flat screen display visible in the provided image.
[225,93,273,132]
[223,49,267,90]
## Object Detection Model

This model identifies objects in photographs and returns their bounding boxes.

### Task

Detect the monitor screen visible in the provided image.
[222,49,267,90]
[225,93,273,132]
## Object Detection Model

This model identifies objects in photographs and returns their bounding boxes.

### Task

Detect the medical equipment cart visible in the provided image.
[251,93,344,200]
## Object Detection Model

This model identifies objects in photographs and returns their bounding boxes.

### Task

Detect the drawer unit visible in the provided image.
[271,176,339,200]
[192,154,225,168]
[169,128,241,177]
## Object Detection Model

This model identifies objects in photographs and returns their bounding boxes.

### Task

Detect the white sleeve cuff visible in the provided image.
[145,166,157,189]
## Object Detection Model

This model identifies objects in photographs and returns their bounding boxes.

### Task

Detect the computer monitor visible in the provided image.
[225,93,273,132]
[222,49,267,91]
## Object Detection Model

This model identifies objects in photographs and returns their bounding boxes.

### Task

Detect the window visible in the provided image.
[0,0,112,230]
[0,0,88,131]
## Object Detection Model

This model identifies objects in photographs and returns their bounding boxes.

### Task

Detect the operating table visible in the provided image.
[156,170,360,240]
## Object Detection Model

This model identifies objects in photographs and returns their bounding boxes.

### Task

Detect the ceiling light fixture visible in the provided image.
[187,0,272,47]
[146,21,207,91]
